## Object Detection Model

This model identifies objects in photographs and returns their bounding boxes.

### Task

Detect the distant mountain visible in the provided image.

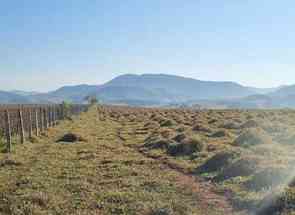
[31,84,100,103]
[90,85,176,105]
[268,85,295,98]
[104,74,255,101]
[11,90,40,96]
[2,74,295,108]
[247,87,281,95]
[0,91,31,104]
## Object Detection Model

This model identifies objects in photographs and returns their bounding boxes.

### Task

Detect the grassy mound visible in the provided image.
[233,128,273,147]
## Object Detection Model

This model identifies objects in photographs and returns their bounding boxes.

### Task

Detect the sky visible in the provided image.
[1,0,295,92]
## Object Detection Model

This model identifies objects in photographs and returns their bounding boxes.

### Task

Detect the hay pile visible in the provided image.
[57,133,87,143]
[233,128,273,147]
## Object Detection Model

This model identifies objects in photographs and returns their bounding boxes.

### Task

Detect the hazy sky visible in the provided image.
[1,0,295,92]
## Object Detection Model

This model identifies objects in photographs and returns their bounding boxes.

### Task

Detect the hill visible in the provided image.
[0,91,31,104]
[104,74,255,101]
[3,73,295,108]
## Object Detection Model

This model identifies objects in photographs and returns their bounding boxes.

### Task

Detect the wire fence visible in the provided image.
[0,104,88,152]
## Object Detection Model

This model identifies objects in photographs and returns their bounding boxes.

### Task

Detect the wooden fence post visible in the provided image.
[61,104,65,120]
[4,110,12,152]
[40,108,44,132]
[48,107,52,127]
[28,109,33,139]
[50,106,53,127]
[53,106,56,126]
[43,108,48,129]
[18,108,25,144]
[35,108,39,136]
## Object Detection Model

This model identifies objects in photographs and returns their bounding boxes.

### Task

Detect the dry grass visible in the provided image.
[0,107,228,215]
[3,106,295,214]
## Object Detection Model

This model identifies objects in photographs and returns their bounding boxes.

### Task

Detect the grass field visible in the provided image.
[1,106,295,214]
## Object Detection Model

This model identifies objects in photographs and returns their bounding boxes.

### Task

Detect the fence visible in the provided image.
[0,104,87,152]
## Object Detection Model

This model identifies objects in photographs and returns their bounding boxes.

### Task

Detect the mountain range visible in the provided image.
[1,74,295,108]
